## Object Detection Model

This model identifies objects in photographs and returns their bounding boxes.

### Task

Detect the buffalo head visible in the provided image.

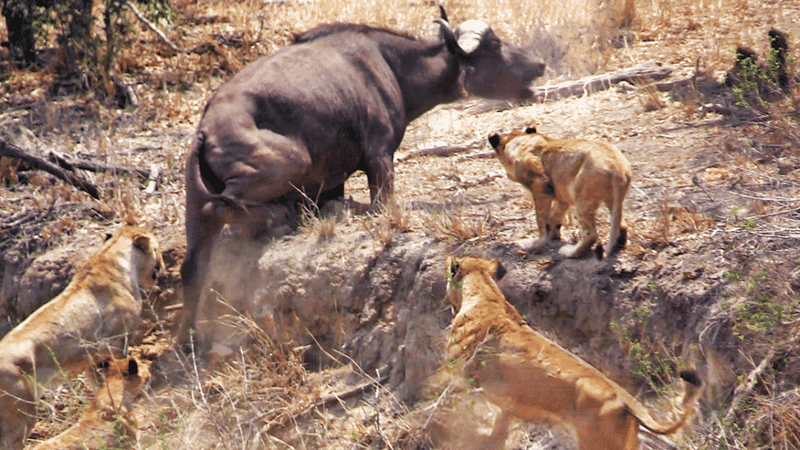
[438,19,545,100]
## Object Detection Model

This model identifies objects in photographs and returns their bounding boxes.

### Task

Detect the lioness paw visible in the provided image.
[558,244,582,258]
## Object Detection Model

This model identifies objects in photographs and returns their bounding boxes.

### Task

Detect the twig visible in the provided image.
[691,170,716,202]
[145,164,160,194]
[421,382,453,430]
[125,0,180,53]
[746,206,800,220]
[715,350,775,443]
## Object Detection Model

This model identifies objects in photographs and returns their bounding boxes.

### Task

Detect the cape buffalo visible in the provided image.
[178,12,546,346]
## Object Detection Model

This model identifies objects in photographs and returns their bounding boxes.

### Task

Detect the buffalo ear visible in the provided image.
[436,19,466,59]
[494,260,507,281]
[525,126,537,134]
[488,134,501,149]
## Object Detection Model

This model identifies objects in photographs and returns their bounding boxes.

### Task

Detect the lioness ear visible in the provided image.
[104,233,113,242]
[488,134,501,149]
[494,260,507,281]
[127,358,139,376]
[525,126,537,134]
[133,234,152,253]
[448,258,460,279]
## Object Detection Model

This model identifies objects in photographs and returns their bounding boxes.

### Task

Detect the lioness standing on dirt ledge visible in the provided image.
[489,126,632,258]
[445,256,703,450]
[0,225,163,450]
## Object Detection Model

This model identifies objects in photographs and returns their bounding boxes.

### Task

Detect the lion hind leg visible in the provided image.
[479,410,511,450]
[530,184,557,253]
[605,175,630,256]
[558,203,597,258]
[575,409,638,450]
[547,200,570,242]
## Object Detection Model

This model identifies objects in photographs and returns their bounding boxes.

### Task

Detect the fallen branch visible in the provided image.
[458,61,675,114]
[47,149,151,179]
[0,140,100,199]
[532,60,673,102]
[398,138,485,162]
[125,0,179,54]
[260,372,390,434]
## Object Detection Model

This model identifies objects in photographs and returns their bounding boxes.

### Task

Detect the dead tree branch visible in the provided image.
[260,372,390,434]
[532,60,673,102]
[0,140,100,199]
[47,149,151,179]
[125,0,180,54]
[397,138,485,162]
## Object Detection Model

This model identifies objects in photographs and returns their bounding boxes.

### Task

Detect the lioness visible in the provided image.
[445,256,702,450]
[489,126,632,258]
[31,356,145,450]
[0,225,163,450]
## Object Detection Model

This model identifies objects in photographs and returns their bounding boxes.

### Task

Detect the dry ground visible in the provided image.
[2,0,800,449]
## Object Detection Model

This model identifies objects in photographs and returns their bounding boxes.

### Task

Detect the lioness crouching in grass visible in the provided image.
[489,126,632,258]
[31,356,146,450]
[445,256,702,450]
[0,225,163,450]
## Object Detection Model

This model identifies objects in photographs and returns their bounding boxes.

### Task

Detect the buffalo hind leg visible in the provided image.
[178,214,224,350]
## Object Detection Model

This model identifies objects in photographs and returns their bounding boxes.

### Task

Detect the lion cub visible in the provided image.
[0,225,163,450]
[31,356,146,450]
[489,126,632,258]
[445,256,702,450]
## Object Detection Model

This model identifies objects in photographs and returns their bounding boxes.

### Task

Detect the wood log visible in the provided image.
[531,60,673,102]
[0,140,100,199]
[458,61,675,115]
[397,138,485,162]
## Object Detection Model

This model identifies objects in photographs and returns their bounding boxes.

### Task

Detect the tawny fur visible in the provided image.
[30,356,146,450]
[489,127,632,258]
[0,226,163,450]
[445,256,702,450]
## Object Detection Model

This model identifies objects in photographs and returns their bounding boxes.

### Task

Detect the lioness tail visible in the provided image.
[631,369,703,436]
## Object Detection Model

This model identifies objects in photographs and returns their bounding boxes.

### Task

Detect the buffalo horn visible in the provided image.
[455,20,490,55]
